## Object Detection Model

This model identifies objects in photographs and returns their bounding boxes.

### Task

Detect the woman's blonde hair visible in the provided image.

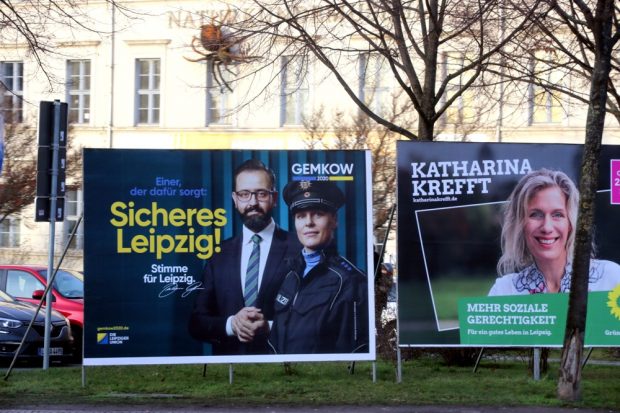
[497,168,579,275]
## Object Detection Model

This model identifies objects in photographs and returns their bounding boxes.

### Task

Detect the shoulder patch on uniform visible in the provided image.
[334,255,367,277]
[276,294,290,306]
[338,259,352,271]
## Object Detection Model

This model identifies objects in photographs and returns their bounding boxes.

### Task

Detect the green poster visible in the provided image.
[585,287,620,346]
[459,289,620,346]
[459,294,567,346]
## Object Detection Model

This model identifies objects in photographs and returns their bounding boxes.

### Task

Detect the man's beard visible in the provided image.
[241,205,272,232]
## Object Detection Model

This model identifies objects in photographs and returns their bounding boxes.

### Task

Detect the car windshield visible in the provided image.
[40,269,84,299]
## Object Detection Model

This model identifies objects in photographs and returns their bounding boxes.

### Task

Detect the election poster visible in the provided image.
[397,141,620,347]
[83,149,374,365]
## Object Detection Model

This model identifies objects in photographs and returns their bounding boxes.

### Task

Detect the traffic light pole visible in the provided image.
[43,101,62,370]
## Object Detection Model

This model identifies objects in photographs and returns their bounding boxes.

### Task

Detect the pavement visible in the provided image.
[0,406,618,413]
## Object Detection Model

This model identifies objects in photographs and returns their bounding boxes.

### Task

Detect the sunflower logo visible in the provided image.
[607,284,620,321]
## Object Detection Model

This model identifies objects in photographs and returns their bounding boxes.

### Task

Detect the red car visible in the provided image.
[0,265,83,359]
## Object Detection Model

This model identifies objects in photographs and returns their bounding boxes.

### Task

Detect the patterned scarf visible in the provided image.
[513,261,603,293]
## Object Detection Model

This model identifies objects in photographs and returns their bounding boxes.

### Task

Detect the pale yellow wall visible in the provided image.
[0,0,619,269]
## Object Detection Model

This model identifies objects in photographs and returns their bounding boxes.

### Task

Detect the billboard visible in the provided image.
[83,149,374,365]
[397,141,620,347]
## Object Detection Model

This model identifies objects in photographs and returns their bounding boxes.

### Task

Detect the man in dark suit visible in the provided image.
[188,159,299,355]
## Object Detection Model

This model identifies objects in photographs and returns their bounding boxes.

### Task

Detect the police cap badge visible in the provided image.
[282,180,345,214]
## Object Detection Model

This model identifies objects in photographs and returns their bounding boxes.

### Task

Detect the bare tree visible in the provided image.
[493,0,620,125]
[0,1,133,86]
[220,0,541,140]
[0,122,37,223]
[0,1,125,222]
[302,98,410,237]
[0,121,82,225]
[543,0,619,401]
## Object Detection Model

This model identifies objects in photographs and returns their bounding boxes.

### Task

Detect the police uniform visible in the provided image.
[268,181,369,354]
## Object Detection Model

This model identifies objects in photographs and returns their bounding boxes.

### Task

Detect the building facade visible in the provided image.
[0,0,618,269]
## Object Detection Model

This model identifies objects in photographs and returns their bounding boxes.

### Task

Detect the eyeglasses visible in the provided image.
[234,190,273,201]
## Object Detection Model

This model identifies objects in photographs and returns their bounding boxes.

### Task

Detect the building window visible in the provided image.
[359,54,390,117]
[442,52,476,125]
[206,61,233,125]
[0,217,20,248]
[528,55,563,124]
[63,189,83,250]
[0,61,24,123]
[529,83,562,124]
[67,60,91,124]
[280,56,308,126]
[135,58,160,124]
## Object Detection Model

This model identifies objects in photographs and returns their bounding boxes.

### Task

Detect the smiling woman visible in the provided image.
[488,168,620,296]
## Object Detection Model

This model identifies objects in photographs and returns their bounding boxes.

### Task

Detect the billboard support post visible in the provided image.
[372,362,376,383]
[473,348,485,373]
[533,348,541,380]
[396,346,402,383]
[582,347,594,367]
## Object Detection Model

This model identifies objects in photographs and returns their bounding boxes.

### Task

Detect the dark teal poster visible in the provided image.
[83,149,374,365]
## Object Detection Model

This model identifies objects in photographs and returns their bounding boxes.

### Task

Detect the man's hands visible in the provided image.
[231,307,268,342]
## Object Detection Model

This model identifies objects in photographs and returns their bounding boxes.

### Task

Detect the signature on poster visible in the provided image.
[158,281,203,298]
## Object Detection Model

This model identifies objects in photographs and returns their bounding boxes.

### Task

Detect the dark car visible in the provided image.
[0,289,73,364]
[0,265,83,359]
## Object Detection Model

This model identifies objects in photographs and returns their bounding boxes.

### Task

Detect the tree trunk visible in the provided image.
[417,116,434,141]
[557,0,614,401]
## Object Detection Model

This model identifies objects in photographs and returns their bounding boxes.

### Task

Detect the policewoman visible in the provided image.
[268,180,368,354]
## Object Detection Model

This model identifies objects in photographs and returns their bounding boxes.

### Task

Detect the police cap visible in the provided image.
[283,180,345,214]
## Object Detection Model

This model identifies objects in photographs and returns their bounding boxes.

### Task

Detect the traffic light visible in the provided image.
[35,101,68,222]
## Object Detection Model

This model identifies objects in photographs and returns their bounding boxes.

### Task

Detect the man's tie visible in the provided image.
[244,234,262,307]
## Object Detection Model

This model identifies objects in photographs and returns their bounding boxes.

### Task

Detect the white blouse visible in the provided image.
[488,259,620,296]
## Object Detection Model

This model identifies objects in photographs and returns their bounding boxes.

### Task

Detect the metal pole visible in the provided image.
[229,364,233,384]
[496,0,506,142]
[43,100,61,370]
[108,2,115,148]
[396,346,402,383]
[372,361,376,383]
[375,204,396,278]
[348,361,355,374]
[379,205,401,383]
[533,347,541,380]
[473,347,485,373]
[582,347,594,368]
